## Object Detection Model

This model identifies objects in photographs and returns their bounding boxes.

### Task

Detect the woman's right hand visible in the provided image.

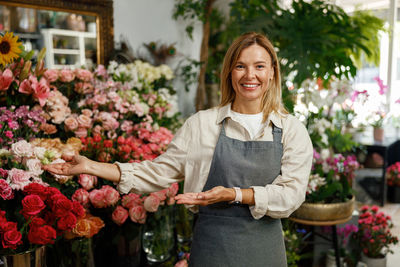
[42,154,91,176]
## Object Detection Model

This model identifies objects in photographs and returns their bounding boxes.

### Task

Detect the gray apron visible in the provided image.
[189,119,287,267]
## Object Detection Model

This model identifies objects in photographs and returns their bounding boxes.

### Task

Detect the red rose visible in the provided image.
[57,212,77,231]
[50,194,72,217]
[46,187,61,197]
[22,195,46,217]
[71,201,85,219]
[28,225,56,245]
[23,183,48,201]
[29,217,46,228]
[2,229,22,249]
[0,221,17,233]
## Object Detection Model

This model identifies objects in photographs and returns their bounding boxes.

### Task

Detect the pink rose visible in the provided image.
[43,69,59,82]
[121,193,142,209]
[102,185,120,206]
[0,179,14,200]
[78,174,97,191]
[92,125,103,135]
[74,127,88,138]
[81,109,93,117]
[59,69,75,82]
[89,189,107,208]
[7,168,31,190]
[0,68,13,91]
[11,140,33,157]
[74,82,94,94]
[129,205,146,224]
[75,69,93,82]
[64,116,79,131]
[77,114,92,128]
[143,194,160,212]
[167,183,179,198]
[153,189,167,202]
[72,189,90,208]
[93,94,107,105]
[112,206,128,225]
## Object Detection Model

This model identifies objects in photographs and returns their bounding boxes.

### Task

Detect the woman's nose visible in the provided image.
[245,67,256,79]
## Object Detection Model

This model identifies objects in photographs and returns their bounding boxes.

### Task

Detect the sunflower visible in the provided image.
[0,32,22,66]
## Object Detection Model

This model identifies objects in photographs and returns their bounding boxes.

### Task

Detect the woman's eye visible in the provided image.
[256,65,265,69]
[235,65,244,69]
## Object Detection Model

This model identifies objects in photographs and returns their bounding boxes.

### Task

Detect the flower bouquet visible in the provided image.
[353,205,398,259]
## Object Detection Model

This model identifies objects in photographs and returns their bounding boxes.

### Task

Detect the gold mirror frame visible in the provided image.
[0,0,114,65]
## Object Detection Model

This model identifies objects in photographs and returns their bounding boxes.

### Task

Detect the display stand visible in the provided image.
[289,216,353,267]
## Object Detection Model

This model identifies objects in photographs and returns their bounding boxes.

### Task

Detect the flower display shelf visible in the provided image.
[290,196,355,225]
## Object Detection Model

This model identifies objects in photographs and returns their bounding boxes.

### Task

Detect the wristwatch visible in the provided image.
[230,187,242,204]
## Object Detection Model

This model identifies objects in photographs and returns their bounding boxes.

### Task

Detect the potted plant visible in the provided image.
[291,150,360,222]
[353,205,398,266]
[386,162,400,203]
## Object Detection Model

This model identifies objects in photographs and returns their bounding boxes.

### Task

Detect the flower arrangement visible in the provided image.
[0,31,183,264]
[0,182,85,254]
[306,149,360,203]
[386,162,400,187]
[353,205,398,258]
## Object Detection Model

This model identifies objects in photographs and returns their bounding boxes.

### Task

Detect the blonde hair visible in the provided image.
[220,32,288,121]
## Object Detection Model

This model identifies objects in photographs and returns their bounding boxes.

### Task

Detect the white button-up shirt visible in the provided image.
[116,104,313,219]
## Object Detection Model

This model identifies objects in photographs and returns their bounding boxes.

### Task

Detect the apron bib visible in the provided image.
[189,119,287,267]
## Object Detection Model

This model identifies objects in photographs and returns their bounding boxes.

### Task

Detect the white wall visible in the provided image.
[113,0,203,117]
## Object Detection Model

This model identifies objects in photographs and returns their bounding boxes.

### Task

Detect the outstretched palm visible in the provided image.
[43,154,89,176]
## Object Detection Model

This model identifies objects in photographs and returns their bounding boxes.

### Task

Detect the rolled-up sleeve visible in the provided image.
[250,117,313,219]
[116,119,192,194]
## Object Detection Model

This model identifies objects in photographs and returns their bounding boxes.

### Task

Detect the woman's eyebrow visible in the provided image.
[236,60,268,64]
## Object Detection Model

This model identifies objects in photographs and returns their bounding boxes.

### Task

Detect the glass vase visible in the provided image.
[142,205,175,263]
[175,204,194,244]
[115,223,142,267]
[0,246,46,267]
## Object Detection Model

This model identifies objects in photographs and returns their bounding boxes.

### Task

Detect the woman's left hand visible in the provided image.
[175,186,235,206]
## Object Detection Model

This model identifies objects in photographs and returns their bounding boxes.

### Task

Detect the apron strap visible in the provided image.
[272,124,282,143]
[221,119,227,135]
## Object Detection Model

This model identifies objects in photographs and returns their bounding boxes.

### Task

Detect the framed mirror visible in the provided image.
[0,0,114,68]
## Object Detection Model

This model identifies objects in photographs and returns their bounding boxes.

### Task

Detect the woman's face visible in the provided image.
[231,44,274,110]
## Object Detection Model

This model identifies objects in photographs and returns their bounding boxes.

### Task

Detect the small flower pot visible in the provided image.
[361,253,387,267]
[373,127,384,143]
[387,185,400,203]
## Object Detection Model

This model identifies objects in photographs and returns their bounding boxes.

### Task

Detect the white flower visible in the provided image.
[26,158,43,177]
[11,140,33,158]
[307,174,326,194]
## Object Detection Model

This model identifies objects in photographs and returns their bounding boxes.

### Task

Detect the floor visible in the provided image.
[354,169,400,267]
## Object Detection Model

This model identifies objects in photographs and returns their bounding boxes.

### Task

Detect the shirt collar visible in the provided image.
[217,103,283,128]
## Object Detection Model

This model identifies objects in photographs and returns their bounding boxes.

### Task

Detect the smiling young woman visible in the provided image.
[44,32,313,267]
